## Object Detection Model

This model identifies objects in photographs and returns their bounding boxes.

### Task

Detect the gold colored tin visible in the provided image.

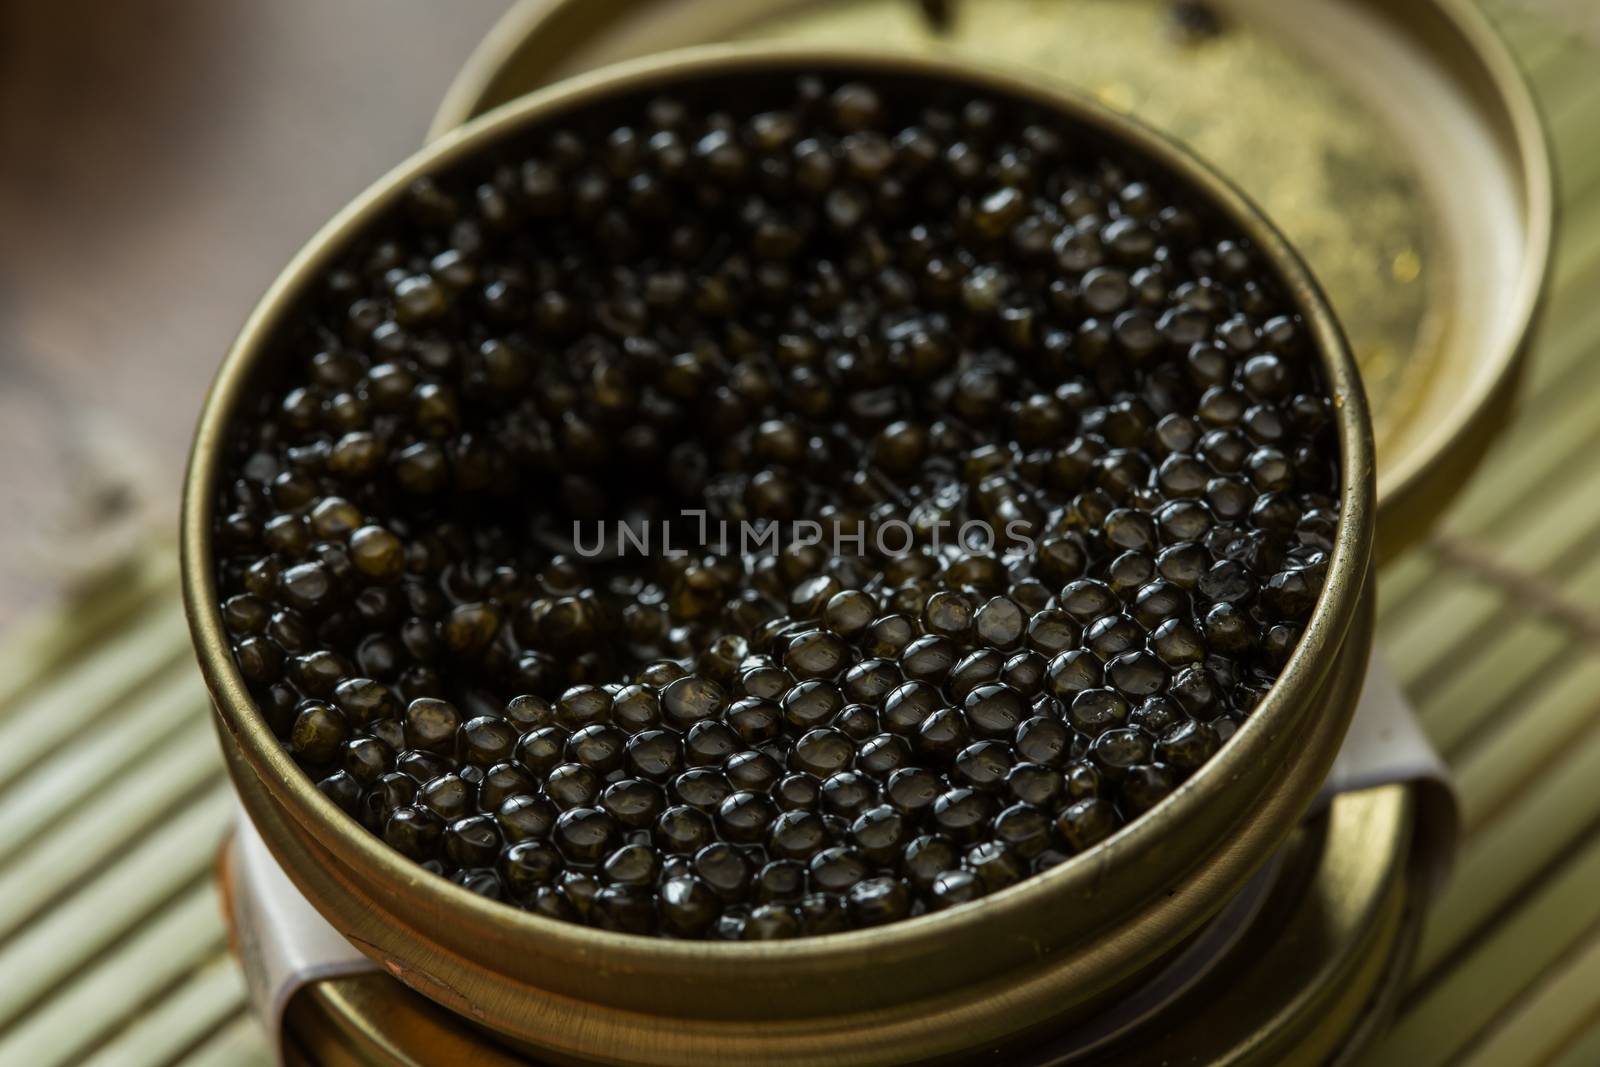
[429,0,1555,560]
[398,3,1557,1059]
[230,785,1418,1066]
[184,45,1376,1067]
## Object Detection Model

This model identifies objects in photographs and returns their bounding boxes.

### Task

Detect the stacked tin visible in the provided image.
[186,1,1554,1063]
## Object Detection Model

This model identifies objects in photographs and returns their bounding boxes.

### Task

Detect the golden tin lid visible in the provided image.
[429,0,1555,560]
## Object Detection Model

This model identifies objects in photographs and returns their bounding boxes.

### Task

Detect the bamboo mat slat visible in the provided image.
[1376,549,1438,619]
[73,961,252,1067]
[0,883,229,1067]
[0,605,191,782]
[1542,1013,1600,1067]
[176,1017,276,1067]
[0,553,180,715]
[0,724,225,944]
[0,3,1595,1065]
[1452,923,1600,1067]
[1365,824,1600,1067]
[1413,614,1568,760]
[1452,654,1600,832]
[0,669,212,867]
[1411,680,1600,979]
[0,787,233,1029]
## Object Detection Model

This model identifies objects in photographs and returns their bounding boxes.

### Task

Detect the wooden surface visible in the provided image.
[0,0,506,631]
[3,1,1600,1065]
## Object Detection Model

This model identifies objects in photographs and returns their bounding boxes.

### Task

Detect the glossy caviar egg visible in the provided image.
[215,73,1336,938]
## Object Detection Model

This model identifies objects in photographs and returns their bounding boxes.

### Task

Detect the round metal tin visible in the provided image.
[184,44,1376,1067]
[234,785,1419,1066]
[429,0,1555,559]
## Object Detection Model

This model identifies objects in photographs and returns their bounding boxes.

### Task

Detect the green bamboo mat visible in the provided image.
[1,3,1597,1064]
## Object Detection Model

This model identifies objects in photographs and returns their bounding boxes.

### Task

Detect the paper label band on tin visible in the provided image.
[228,815,382,1067]
[228,653,1457,1067]
[1321,654,1458,893]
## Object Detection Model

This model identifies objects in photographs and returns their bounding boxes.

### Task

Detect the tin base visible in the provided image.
[229,785,1419,1067]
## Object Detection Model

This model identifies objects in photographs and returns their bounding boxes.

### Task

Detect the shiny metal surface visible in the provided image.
[230,786,1417,1065]
[185,44,1375,1066]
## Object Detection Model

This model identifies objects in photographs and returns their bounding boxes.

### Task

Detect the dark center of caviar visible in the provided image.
[213,73,1339,940]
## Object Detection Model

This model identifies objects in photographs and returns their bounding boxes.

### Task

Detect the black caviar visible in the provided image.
[213,72,1340,939]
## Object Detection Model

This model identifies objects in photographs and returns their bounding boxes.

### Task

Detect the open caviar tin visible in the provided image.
[186,44,1381,1067]
[193,0,1559,1060]
[212,5,1549,1061]
[429,0,1555,563]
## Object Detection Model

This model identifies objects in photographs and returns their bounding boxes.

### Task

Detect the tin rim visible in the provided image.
[425,0,1553,558]
[221,623,1369,1065]
[1360,0,1553,551]
[181,41,1373,1035]
[229,785,1418,1066]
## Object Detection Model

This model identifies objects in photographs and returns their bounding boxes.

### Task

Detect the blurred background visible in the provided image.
[3,1,1600,1066]
[0,0,503,629]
